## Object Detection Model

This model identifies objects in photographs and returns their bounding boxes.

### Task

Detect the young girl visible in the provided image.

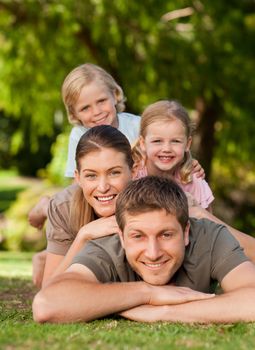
[132,100,214,210]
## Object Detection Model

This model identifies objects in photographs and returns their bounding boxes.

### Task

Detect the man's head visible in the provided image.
[115,176,190,285]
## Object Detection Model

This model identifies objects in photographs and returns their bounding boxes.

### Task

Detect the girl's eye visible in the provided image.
[98,98,107,104]
[81,106,89,112]
[152,139,162,143]
[172,139,182,144]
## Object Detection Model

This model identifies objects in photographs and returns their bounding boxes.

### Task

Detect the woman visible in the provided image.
[41,124,133,286]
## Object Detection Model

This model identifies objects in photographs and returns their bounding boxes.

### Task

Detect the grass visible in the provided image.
[1,252,255,350]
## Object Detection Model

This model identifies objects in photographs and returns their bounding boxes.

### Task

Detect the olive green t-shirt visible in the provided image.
[72,218,249,293]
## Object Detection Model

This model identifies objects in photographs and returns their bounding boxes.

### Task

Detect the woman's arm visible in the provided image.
[43,216,119,286]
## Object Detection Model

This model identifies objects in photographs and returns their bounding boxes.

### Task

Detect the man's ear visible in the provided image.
[185,136,192,152]
[184,221,190,246]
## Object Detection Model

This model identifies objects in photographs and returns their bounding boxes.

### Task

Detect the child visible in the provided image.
[132,100,214,210]
[28,63,141,229]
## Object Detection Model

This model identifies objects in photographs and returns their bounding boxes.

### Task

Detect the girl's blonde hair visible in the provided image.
[62,63,126,125]
[70,125,134,233]
[132,100,195,184]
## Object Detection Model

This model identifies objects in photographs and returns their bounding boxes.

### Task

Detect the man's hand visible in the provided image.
[192,159,205,179]
[148,284,215,306]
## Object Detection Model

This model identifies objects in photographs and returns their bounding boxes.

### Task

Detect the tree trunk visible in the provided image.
[195,95,221,182]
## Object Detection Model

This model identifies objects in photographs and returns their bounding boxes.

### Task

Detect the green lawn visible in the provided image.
[0,251,255,350]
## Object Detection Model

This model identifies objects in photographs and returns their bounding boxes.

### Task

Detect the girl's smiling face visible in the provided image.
[140,119,192,175]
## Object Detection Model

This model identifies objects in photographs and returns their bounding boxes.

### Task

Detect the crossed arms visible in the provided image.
[33,260,255,324]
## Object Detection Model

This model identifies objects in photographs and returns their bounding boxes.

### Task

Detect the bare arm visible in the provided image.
[189,205,255,263]
[33,264,214,323]
[121,261,255,323]
[42,216,119,286]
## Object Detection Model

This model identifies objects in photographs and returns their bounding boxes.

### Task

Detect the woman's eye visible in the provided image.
[110,170,121,176]
[85,174,96,179]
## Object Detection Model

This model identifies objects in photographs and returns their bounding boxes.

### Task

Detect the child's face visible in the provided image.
[140,119,192,174]
[73,81,118,128]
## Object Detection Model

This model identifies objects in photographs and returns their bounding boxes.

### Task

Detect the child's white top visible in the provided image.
[65,112,141,177]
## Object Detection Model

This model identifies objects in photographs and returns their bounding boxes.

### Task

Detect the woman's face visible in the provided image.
[75,148,132,217]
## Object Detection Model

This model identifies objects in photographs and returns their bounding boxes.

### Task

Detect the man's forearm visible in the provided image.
[33,272,150,323]
[122,288,255,324]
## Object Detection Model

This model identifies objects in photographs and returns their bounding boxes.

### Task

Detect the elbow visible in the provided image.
[32,292,54,323]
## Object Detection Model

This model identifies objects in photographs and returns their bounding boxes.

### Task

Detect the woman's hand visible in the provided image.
[77,216,119,242]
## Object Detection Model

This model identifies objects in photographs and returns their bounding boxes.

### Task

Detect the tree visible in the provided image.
[0,0,254,180]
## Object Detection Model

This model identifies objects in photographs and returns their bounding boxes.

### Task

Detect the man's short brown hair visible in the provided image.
[115,176,189,231]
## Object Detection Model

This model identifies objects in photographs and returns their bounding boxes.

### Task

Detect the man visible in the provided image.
[33,176,255,324]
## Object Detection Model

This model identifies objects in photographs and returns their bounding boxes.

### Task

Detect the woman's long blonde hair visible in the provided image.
[69,125,134,234]
[132,100,195,184]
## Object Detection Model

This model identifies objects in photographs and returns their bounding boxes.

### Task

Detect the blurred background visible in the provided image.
[0,0,254,252]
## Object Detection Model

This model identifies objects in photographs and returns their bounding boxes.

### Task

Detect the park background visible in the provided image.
[0,1,255,349]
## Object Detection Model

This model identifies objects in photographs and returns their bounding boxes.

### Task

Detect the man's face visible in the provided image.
[119,209,189,285]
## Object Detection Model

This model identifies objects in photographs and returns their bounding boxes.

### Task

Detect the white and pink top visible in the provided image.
[133,162,214,209]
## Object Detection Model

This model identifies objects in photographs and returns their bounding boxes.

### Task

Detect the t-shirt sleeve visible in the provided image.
[64,128,79,178]
[189,176,214,209]
[72,242,118,283]
[210,225,249,283]
[46,197,74,255]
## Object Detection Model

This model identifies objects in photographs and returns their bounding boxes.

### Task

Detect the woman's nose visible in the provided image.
[97,177,110,192]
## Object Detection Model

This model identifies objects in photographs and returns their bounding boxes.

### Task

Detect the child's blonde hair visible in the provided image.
[132,100,195,184]
[62,63,126,125]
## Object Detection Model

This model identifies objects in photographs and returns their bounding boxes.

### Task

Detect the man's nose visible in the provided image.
[145,239,162,261]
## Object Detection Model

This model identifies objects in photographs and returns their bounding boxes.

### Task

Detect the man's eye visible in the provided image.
[161,232,173,239]
[132,234,142,239]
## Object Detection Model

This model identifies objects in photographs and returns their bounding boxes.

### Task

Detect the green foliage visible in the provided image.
[42,130,71,186]
[1,252,255,349]
[0,1,254,227]
[0,184,59,252]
